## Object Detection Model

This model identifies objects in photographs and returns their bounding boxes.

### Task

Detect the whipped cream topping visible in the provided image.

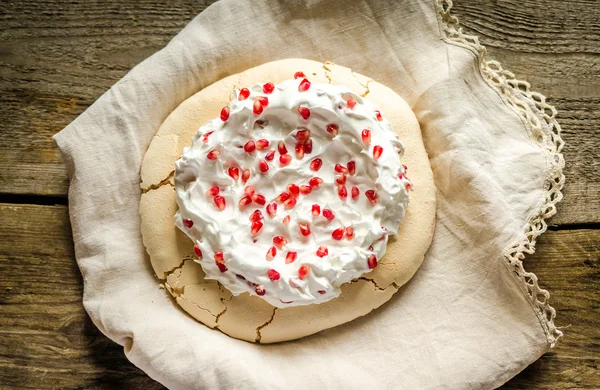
[174,76,412,308]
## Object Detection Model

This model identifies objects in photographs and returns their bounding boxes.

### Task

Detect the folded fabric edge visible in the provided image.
[434,0,566,349]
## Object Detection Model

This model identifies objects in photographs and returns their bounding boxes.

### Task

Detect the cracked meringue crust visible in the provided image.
[139,58,436,343]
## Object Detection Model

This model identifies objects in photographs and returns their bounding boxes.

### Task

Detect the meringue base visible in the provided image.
[139,58,436,343]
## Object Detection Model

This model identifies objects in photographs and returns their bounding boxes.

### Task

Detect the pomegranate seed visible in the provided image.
[276,192,290,203]
[202,131,213,143]
[316,246,328,258]
[373,145,383,160]
[295,144,305,159]
[309,177,323,188]
[267,268,280,281]
[296,129,310,141]
[284,196,297,209]
[285,251,298,264]
[318,290,326,295]
[265,150,275,161]
[252,194,266,206]
[369,245,374,252]
[406,182,413,191]
[251,221,263,235]
[287,183,300,197]
[220,106,230,121]
[300,185,312,195]
[347,161,356,175]
[326,123,339,136]
[335,174,347,185]
[345,226,354,238]
[255,286,266,296]
[244,140,256,153]
[253,99,264,115]
[298,222,311,236]
[263,82,275,94]
[335,163,348,174]
[298,264,310,279]
[279,154,292,166]
[238,88,250,100]
[309,158,322,171]
[193,245,203,258]
[239,196,252,209]
[347,99,357,109]
[332,227,344,240]
[215,251,224,263]
[322,209,335,221]
[398,173,404,180]
[294,71,306,79]
[403,164,408,172]
[338,185,348,199]
[249,210,263,222]
[374,110,383,121]
[351,186,360,199]
[206,185,220,197]
[367,255,378,269]
[278,141,288,154]
[244,186,256,196]
[266,203,277,217]
[214,196,226,210]
[361,129,371,144]
[258,159,269,173]
[241,169,250,184]
[256,139,270,150]
[282,215,290,225]
[312,204,320,216]
[304,139,313,154]
[266,247,277,260]
[257,96,269,107]
[207,149,220,160]
[228,167,240,180]
[365,190,378,204]
[216,262,227,272]
[273,236,287,249]
[298,78,311,92]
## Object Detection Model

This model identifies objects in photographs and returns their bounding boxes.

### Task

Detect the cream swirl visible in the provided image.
[174,76,412,308]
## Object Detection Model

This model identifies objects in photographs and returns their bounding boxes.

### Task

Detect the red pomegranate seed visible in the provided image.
[335,174,347,185]
[239,196,252,209]
[276,192,290,203]
[296,129,310,141]
[249,209,263,222]
[351,186,360,199]
[266,247,277,260]
[279,153,292,166]
[216,262,227,272]
[273,235,288,249]
[298,264,310,280]
[193,245,203,258]
[206,185,220,197]
[316,246,328,258]
[309,177,323,188]
[251,221,263,235]
[257,96,269,107]
[374,110,383,121]
[207,149,220,160]
[244,140,256,153]
[238,88,250,100]
[253,99,264,115]
[361,129,371,144]
[252,194,266,206]
[263,82,275,94]
[284,196,297,209]
[241,169,250,184]
[265,150,275,161]
[294,71,306,79]
[298,78,311,92]
[310,158,322,171]
[220,106,230,121]
[255,286,266,296]
[369,245,374,252]
[322,209,335,221]
[373,145,383,160]
[345,226,354,238]
[214,196,226,210]
[287,183,300,197]
[256,139,270,150]
[326,123,339,136]
[215,251,224,263]
[332,227,344,240]
[318,290,326,295]
[298,105,310,119]
[295,144,305,159]
[228,167,240,180]
[245,186,256,197]
[367,255,378,269]
[267,268,280,281]
[266,203,277,217]
[403,164,408,172]
[298,222,311,236]
[285,251,297,264]
[258,159,269,173]
[304,139,313,154]
[338,185,348,199]
[183,219,193,228]
[398,173,404,180]
[334,163,348,174]
[406,182,413,191]
[347,161,356,175]
[300,185,312,195]
[365,189,378,204]
[202,131,213,143]
[347,99,357,109]
[282,215,290,225]
[278,141,288,155]
[312,204,320,216]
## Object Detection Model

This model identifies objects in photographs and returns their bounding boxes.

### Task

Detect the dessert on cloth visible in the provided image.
[139,59,436,342]
[53,0,564,388]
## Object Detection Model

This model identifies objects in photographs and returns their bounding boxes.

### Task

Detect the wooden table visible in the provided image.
[1,1,598,388]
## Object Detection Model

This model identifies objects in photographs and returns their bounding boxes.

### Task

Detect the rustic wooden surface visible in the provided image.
[0,0,598,388]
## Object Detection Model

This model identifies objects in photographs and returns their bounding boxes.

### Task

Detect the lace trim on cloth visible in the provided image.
[435,0,566,347]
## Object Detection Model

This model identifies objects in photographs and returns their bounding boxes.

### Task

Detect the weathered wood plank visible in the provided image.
[0,203,598,388]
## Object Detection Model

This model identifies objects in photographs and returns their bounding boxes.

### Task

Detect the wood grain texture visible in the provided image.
[0,203,598,389]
